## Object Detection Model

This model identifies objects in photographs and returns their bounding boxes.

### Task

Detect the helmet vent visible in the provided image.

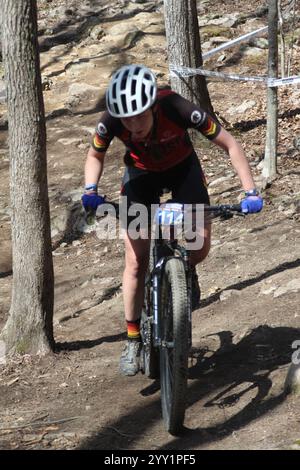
[121,94,128,114]
[131,79,137,96]
[112,82,117,100]
[141,83,147,107]
[114,103,120,115]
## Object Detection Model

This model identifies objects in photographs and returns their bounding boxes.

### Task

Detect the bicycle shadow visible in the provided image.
[161,324,299,448]
[78,324,299,449]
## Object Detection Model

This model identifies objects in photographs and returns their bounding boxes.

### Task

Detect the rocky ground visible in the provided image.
[0,0,300,450]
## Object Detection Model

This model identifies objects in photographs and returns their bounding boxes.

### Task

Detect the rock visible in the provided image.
[283,203,298,217]
[61,173,75,180]
[274,278,300,298]
[68,82,99,97]
[208,176,233,187]
[217,53,227,63]
[220,289,241,301]
[81,280,89,288]
[198,14,239,28]
[107,23,139,37]
[279,234,287,243]
[249,37,268,49]
[221,191,231,198]
[260,286,277,295]
[243,46,264,57]
[211,36,231,45]
[89,25,105,41]
[58,137,82,146]
[51,214,68,233]
[65,61,96,78]
[51,228,59,238]
[68,190,84,202]
[228,100,256,114]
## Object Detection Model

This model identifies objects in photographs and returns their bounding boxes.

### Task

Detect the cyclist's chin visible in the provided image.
[132,132,147,141]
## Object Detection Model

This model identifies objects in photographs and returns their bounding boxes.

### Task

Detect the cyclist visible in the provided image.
[82,64,263,376]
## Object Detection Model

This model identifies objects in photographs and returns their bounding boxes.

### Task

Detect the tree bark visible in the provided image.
[263,0,278,179]
[1,0,54,355]
[163,0,215,116]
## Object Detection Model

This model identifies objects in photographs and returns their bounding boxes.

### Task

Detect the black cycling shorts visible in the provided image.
[120,152,210,229]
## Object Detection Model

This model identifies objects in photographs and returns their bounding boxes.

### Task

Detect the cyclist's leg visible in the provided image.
[119,208,150,375]
[121,234,149,376]
[189,219,211,266]
[119,166,159,375]
[123,232,150,322]
[120,165,158,322]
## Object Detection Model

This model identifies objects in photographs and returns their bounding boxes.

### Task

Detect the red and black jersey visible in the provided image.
[92,89,221,172]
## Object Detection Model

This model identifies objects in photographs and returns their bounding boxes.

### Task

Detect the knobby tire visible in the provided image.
[159,257,189,435]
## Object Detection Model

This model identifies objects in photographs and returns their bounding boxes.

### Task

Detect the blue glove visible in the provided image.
[81,193,106,212]
[241,196,263,214]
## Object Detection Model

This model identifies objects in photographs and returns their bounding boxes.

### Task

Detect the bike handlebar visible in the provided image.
[204,203,242,213]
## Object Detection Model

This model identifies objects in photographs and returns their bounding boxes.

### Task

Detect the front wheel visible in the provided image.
[159,257,189,435]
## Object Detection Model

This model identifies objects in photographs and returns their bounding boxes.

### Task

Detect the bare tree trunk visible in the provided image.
[263,0,278,179]
[1,0,54,355]
[278,0,286,77]
[163,0,215,116]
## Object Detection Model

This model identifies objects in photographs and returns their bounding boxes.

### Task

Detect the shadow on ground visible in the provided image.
[77,324,299,450]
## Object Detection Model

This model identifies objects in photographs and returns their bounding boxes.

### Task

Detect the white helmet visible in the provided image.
[106,64,157,118]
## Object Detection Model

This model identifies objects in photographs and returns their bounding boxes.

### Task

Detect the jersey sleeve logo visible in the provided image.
[191,110,204,125]
[97,122,108,137]
[93,133,107,150]
[202,117,217,137]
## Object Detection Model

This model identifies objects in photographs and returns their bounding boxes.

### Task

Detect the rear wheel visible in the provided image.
[159,257,189,435]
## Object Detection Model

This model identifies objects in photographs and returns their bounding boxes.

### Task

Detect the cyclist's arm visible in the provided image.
[85,111,116,190]
[84,147,106,190]
[163,92,256,192]
[211,127,256,192]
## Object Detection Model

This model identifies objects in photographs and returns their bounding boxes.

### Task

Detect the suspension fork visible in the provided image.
[152,258,165,348]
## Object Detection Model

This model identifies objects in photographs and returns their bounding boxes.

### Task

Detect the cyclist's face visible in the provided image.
[121,109,153,141]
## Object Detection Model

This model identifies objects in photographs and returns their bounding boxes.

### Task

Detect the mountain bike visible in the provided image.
[140,202,243,435]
